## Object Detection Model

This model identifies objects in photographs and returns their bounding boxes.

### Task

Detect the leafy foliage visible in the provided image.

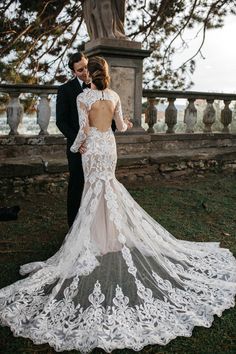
[0,0,235,88]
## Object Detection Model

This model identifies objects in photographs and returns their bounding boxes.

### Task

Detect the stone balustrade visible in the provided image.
[0,84,58,136]
[1,84,236,136]
[1,84,236,196]
[143,89,236,134]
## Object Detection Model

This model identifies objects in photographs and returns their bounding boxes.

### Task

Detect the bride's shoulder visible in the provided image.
[77,88,91,102]
[106,88,119,100]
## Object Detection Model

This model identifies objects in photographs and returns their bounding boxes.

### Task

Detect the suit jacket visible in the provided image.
[56,78,82,147]
[56,78,116,147]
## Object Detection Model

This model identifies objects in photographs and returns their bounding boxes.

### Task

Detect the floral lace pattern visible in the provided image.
[70,88,127,153]
[1,92,236,352]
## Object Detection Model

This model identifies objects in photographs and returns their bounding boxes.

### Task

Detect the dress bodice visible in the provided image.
[78,88,121,111]
[70,88,127,153]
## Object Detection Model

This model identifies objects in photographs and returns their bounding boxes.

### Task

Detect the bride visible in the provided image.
[0,56,236,353]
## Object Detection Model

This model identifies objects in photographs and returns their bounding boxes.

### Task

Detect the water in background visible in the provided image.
[0,114,61,135]
[0,95,60,135]
[0,98,236,135]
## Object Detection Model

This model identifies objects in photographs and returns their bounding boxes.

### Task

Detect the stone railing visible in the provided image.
[1,85,236,194]
[143,89,236,134]
[0,83,58,136]
[1,84,236,135]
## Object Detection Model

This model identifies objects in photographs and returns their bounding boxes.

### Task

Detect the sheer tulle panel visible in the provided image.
[1,243,236,353]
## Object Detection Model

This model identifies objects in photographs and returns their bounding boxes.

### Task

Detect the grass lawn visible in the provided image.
[0,172,235,354]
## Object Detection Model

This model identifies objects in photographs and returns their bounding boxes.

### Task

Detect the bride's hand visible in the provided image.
[127,121,133,129]
[124,116,133,129]
[79,142,86,154]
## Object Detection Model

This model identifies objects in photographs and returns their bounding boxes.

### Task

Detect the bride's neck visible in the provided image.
[90,82,108,91]
[91,82,98,90]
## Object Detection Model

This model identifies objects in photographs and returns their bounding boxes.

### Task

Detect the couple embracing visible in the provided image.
[56,52,132,227]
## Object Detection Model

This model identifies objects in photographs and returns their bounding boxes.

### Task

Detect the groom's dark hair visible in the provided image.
[68,52,87,71]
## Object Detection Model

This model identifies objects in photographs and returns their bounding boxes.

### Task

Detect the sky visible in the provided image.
[175,15,236,93]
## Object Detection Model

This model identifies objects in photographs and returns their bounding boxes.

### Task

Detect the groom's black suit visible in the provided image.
[56,78,84,228]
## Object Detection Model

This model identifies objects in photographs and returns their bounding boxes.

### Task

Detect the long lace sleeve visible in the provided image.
[70,98,90,153]
[114,97,127,132]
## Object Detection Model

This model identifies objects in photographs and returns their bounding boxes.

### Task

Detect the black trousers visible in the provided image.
[66,146,84,228]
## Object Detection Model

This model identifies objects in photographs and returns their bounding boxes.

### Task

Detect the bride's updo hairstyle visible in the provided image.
[88,56,110,90]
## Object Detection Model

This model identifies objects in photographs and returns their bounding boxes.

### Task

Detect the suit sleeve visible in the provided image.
[111,119,117,132]
[56,85,77,142]
[70,98,89,153]
[114,96,127,132]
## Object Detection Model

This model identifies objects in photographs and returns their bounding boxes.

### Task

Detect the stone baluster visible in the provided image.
[6,92,24,135]
[221,100,232,133]
[165,97,177,133]
[184,98,197,133]
[145,98,157,133]
[37,93,51,135]
[203,99,216,133]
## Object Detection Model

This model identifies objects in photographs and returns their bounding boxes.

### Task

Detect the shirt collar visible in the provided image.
[77,77,84,87]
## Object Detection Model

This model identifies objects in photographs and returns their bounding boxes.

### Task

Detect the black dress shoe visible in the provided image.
[0,206,20,221]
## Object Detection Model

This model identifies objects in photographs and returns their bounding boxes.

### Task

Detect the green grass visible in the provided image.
[0,173,236,354]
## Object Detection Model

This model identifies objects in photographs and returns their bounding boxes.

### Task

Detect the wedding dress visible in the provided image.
[0,88,236,353]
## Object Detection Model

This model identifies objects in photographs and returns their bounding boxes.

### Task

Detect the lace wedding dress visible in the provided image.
[1,88,236,353]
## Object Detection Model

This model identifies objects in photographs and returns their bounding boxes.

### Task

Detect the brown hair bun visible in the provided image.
[88,56,110,90]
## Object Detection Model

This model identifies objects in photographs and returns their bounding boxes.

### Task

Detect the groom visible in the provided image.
[56,52,90,228]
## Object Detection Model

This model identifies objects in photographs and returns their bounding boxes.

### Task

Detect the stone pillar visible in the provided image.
[203,99,216,133]
[37,93,51,135]
[165,98,177,133]
[85,39,151,133]
[184,98,197,133]
[221,100,232,133]
[145,98,157,133]
[6,92,24,135]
